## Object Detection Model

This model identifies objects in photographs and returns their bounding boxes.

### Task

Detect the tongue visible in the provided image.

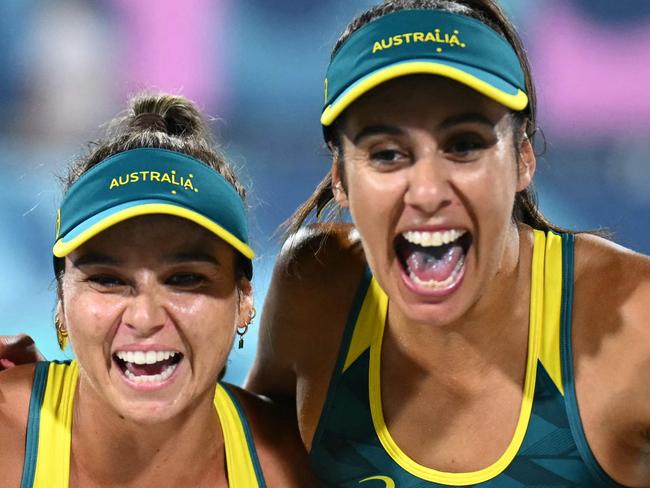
[126,359,172,377]
[405,244,464,282]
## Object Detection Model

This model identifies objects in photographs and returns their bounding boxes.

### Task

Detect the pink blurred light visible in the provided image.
[114,0,229,109]
[529,2,650,138]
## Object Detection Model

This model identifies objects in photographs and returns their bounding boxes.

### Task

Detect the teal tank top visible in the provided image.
[309,232,622,487]
[21,361,266,488]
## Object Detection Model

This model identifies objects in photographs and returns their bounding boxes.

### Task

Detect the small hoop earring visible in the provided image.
[236,307,256,349]
[55,314,68,351]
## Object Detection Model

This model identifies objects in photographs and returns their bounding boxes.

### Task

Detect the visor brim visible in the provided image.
[52,200,255,260]
[321,59,528,126]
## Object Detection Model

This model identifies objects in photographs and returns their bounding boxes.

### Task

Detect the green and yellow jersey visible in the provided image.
[310,231,621,487]
[20,361,266,488]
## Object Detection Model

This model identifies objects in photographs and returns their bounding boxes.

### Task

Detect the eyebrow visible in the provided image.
[71,254,120,268]
[438,113,497,130]
[353,125,405,145]
[72,251,221,268]
[163,251,221,267]
[352,113,497,145]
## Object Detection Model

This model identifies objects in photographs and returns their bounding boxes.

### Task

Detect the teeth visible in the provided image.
[123,363,178,383]
[409,255,465,289]
[115,350,178,365]
[403,229,466,247]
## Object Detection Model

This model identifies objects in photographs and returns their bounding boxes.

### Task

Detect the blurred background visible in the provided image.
[1,0,649,384]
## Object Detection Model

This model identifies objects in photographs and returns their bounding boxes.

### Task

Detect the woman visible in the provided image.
[246,0,650,486]
[0,94,313,487]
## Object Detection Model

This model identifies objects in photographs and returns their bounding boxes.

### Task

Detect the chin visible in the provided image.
[113,397,187,425]
[394,293,472,327]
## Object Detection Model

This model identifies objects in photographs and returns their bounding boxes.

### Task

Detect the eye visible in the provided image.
[166,273,206,288]
[444,134,487,161]
[368,147,410,169]
[87,274,125,288]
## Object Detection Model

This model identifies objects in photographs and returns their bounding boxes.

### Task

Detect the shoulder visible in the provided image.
[0,363,37,487]
[0,362,36,429]
[572,232,650,349]
[574,232,650,278]
[275,222,366,278]
[573,233,649,325]
[224,385,316,487]
[247,223,366,392]
[271,222,367,326]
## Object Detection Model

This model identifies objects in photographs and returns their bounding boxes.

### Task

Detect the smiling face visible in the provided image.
[59,215,252,424]
[333,75,535,326]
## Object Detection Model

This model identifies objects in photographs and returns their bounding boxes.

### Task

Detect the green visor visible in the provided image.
[53,147,254,278]
[321,9,528,126]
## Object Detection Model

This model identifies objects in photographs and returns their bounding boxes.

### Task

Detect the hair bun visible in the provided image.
[129,94,208,139]
[129,112,168,133]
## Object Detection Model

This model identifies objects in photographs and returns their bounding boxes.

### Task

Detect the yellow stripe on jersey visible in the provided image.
[29,362,262,487]
[343,278,389,372]
[214,384,263,487]
[352,229,563,485]
[33,361,78,488]
[538,231,564,395]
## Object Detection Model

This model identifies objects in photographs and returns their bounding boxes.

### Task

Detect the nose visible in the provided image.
[122,288,166,337]
[403,155,453,214]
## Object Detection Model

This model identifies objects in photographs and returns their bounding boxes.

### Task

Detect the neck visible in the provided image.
[71,380,225,487]
[386,225,534,386]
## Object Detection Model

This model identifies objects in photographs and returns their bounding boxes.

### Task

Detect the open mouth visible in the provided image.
[113,350,183,384]
[395,229,472,290]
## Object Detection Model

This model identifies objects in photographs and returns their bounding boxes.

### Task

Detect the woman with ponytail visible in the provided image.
[247,1,650,486]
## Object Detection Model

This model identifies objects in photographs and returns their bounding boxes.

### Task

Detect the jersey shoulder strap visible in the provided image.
[22,360,78,488]
[215,383,266,488]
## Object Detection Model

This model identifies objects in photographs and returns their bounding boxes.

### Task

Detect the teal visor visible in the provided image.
[322,9,528,126]
[54,147,253,278]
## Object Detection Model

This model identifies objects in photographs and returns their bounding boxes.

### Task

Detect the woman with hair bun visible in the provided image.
[0,93,314,487]
[248,0,650,486]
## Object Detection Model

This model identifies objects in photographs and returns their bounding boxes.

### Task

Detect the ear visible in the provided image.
[516,136,536,192]
[237,278,254,329]
[56,300,65,327]
[331,159,349,208]
[55,300,68,351]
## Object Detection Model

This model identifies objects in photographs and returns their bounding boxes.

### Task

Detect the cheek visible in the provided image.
[346,167,407,229]
[346,169,409,277]
[174,294,239,361]
[460,157,519,215]
[63,291,124,346]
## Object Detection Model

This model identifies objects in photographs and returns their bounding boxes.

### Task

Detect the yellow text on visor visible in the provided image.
[321,9,528,126]
[53,147,253,276]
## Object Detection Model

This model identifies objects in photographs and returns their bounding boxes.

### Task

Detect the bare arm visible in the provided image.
[245,223,366,447]
[613,254,650,483]
[0,364,36,486]
[573,235,650,485]
[231,385,317,487]
[0,334,45,370]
